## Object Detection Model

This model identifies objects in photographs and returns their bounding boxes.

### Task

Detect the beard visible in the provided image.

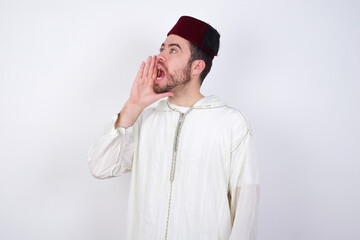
[153,61,191,94]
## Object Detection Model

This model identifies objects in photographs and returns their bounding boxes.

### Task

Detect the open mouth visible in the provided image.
[157,67,166,80]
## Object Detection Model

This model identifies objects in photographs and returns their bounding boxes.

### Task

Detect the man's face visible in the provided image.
[154,34,192,94]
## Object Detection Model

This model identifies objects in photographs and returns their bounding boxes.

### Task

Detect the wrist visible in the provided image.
[115,101,144,129]
[124,100,145,113]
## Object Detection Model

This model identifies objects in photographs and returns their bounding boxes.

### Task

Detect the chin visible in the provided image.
[153,83,171,94]
[154,78,166,93]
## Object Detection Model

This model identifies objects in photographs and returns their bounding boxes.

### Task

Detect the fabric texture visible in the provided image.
[88,95,260,240]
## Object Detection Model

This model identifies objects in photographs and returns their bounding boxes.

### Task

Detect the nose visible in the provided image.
[157,51,166,63]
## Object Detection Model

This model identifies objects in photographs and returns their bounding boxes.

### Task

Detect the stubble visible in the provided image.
[153,62,191,94]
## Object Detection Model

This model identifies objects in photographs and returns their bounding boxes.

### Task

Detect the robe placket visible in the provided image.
[164,101,193,240]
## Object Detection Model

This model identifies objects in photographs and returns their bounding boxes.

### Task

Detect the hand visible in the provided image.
[116,56,173,128]
[128,55,173,109]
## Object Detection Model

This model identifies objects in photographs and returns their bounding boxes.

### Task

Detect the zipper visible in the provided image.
[164,107,192,240]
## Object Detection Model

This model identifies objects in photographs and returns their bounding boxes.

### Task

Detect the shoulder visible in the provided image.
[137,100,168,123]
[138,106,157,122]
[220,105,253,151]
[221,105,252,134]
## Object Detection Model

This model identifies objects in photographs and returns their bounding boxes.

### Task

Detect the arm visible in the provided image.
[87,113,136,179]
[88,56,173,179]
[229,128,260,240]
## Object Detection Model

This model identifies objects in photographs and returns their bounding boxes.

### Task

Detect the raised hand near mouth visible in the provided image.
[115,56,173,129]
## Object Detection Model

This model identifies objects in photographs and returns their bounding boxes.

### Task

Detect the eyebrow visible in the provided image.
[160,43,182,51]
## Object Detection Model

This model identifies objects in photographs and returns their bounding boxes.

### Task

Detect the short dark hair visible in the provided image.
[188,26,220,85]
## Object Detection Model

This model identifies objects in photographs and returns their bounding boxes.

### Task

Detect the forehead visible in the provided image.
[162,34,191,52]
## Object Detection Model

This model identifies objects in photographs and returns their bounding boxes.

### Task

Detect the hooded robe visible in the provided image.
[88,95,260,240]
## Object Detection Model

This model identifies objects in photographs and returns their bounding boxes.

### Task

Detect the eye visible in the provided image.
[170,48,176,54]
[159,48,164,52]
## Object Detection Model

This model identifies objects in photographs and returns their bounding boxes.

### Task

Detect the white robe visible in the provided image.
[88,95,260,240]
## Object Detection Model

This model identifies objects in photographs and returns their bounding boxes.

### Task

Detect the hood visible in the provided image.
[154,95,227,111]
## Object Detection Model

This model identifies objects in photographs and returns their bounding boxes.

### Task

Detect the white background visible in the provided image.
[1,0,359,239]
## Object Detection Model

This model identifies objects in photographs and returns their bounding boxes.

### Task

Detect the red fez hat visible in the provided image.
[167,16,219,59]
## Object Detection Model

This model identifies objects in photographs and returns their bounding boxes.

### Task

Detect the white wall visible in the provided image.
[1,0,359,239]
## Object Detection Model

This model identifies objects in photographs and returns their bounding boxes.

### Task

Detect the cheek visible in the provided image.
[167,64,177,75]
[170,60,188,72]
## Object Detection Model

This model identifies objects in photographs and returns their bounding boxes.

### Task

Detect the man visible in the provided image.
[88,16,259,240]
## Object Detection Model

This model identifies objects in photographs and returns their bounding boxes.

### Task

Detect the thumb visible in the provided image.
[155,92,174,101]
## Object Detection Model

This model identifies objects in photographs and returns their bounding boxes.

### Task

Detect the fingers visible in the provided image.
[135,61,145,83]
[148,55,157,83]
[155,91,174,101]
[137,56,157,86]
[152,56,158,80]
[143,56,151,79]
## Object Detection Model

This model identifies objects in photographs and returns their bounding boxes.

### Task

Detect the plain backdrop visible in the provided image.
[1,0,359,239]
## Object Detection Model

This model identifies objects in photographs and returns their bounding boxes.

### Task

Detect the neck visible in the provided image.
[168,86,204,107]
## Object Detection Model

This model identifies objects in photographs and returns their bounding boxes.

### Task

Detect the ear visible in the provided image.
[191,60,206,76]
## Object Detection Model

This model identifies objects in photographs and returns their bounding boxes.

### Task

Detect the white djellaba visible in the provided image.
[88,95,260,240]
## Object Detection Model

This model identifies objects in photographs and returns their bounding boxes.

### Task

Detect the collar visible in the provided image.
[154,95,227,112]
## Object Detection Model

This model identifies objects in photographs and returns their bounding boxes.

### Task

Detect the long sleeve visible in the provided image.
[88,113,135,179]
[228,127,260,240]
